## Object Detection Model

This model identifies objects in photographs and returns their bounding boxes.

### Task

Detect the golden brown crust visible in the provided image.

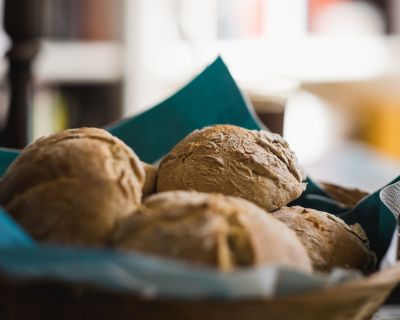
[157,125,305,212]
[0,128,145,246]
[142,162,157,198]
[271,206,376,273]
[113,191,312,272]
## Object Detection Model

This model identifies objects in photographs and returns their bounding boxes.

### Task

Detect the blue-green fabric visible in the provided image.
[0,207,34,247]
[0,57,261,169]
[107,57,262,163]
[0,148,19,177]
[0,57,397,294]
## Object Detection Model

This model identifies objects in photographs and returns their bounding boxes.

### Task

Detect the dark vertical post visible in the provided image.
[2,0,43,148]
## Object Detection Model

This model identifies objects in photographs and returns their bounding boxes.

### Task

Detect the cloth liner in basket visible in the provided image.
[0,57,399,319]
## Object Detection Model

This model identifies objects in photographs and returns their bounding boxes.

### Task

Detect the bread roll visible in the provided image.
[0,128,145,245]
[320,182,368,208]
[142,162,157,197]
[157,125,305,211]
[114,191,312,272]
[272,206,376,272]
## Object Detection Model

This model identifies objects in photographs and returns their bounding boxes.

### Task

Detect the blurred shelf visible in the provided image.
[1,36,397,88]
[35,41,123,83]
[138,35,400,112]
[0,41,124,84]
[216,35,400,84]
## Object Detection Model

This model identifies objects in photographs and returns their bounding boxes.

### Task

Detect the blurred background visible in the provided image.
[0,0,400,191]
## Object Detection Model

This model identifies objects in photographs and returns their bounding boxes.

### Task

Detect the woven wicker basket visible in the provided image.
[0,262,399,320]
[0,184,398,320]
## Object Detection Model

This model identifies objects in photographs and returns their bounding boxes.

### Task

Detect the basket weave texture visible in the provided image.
[0,262,399,320]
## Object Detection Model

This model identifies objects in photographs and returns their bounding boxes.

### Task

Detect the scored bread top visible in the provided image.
[157,125,305,211]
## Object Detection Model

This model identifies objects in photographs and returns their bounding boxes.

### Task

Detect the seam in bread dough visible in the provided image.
[5,177,80,239]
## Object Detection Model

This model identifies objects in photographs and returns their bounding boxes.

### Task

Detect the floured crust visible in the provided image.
[272,206,376,272]
[113,191,312,272]
[0,128,145,245]
[157,125,305,211]
[142,162,158,198]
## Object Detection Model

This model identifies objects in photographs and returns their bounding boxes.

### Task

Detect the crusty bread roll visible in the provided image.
[157,125,305,212]
[113,191,312,272]
[320,182,368,208]
[0,128,145,246]
[141,162,157,197]
[271,206,376,272]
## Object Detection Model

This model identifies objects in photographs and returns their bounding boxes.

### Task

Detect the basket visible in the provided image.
[0,58,399,320]
[0,262,399,320]
[0,181,397,320]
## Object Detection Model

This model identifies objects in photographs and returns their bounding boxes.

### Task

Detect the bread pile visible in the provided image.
[0,126,376,273]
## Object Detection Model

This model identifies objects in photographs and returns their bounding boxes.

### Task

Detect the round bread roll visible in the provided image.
[0,128,145,246]
[271,206,376,272]
[113,191,312,272]
[142,162,157,197]
[157,125,305,211]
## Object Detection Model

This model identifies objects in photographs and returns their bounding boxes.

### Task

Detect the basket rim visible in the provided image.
[1,262,399,303]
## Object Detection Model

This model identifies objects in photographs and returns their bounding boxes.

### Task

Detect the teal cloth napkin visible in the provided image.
[107,57,263,163]
[0,57,397,298]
